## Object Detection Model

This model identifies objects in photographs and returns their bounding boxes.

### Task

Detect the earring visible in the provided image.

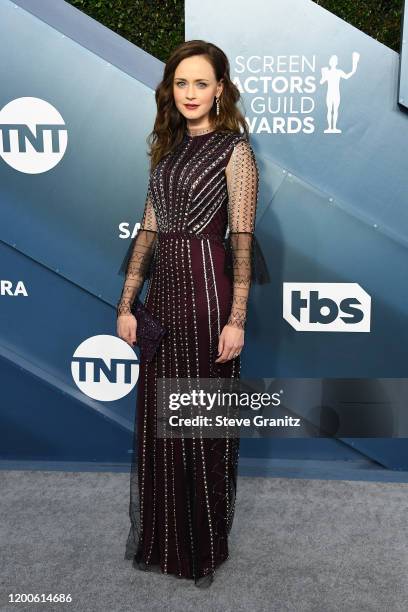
[215,96,220,116]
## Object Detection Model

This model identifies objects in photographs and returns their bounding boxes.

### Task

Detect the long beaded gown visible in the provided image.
[117,127,269,587]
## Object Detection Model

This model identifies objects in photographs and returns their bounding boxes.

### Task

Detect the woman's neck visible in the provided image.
[186,124,215,137]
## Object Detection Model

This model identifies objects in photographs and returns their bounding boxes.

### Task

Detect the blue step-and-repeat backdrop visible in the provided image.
[0,0,407,471]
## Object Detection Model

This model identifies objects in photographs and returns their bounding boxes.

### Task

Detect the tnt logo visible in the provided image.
[71,335,139,401]
[0,97,68,174]
[283,283,371,332]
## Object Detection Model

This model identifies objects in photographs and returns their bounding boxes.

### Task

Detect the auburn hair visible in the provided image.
[146,39,249,171]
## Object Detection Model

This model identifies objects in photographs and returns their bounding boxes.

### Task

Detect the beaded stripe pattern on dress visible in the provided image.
[119,129,260,586]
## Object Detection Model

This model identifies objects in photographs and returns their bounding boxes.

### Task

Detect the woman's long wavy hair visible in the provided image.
[147,40,249,171]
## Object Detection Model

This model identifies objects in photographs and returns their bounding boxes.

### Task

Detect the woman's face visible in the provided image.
[173,55,223,127]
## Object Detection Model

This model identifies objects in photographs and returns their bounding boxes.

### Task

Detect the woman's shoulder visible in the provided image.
[219,130,255,157]
[217,129,248,145]
[218,130,255,167]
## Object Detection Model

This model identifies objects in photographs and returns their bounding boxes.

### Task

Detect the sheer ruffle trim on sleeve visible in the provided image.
[116,229,157,316]
[116,188,158,317]
[117,232,156,280]
[223,231,271,285]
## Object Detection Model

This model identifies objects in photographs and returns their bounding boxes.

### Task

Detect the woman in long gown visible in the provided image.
[116,40,269,588]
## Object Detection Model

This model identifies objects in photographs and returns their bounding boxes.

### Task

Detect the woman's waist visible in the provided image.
[157,230,225,244]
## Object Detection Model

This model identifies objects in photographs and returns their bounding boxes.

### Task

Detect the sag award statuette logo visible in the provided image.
[233,51,360,134]
[320,52,360,133]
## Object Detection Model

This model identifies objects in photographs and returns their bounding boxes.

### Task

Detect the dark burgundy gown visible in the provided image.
[117,127,269,587]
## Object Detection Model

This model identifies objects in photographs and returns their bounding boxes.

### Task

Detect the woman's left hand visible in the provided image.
[215,324,244,363]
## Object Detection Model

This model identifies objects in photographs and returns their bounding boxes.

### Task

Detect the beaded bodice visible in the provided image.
[117,128,270,328]
[148,130,242,234]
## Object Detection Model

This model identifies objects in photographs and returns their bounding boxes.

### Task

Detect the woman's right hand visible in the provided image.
[117,314,137,347]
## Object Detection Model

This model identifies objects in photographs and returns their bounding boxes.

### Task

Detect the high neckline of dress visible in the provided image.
[186,127,217,139]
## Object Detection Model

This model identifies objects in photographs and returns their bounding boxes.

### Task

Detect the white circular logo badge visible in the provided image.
[71,335,140,401]
[0,96,68,173]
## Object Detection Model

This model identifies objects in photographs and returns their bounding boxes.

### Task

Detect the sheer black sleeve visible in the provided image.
[116,185,157,317]
[224,138,270,329]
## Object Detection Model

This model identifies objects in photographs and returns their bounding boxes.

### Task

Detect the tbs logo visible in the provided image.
[0,97,67,174]
[283,283,371,332]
